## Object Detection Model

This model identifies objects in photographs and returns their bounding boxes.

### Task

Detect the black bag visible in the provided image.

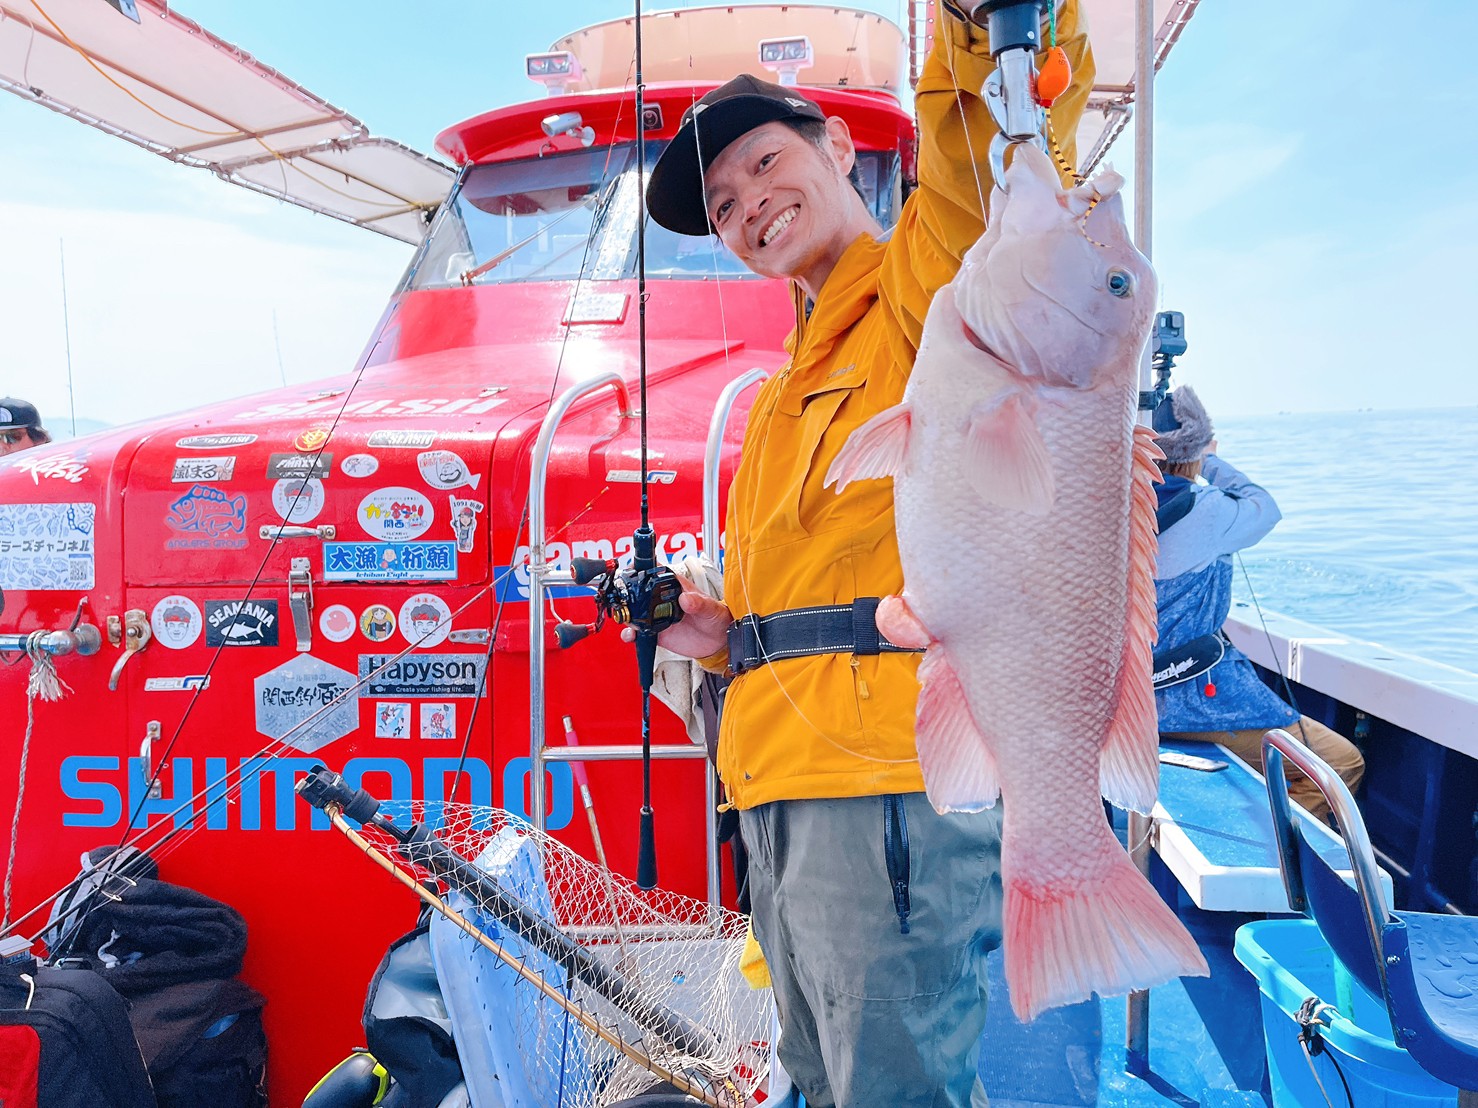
[361,924,463,1108]
[0,963,155,1108]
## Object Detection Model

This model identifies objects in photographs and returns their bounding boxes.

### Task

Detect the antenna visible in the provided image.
[58,240,77,437]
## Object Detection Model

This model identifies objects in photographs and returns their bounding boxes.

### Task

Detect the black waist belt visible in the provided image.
[726,597,924,676]
[1151,631,1228,690]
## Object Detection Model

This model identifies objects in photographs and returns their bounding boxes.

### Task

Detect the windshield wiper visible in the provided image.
[459,191,602,286]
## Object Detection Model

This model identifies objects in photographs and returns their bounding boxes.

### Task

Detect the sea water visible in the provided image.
[1216,407,1478,678]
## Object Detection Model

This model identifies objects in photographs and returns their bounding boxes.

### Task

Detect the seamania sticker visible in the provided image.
[399,592,452,649]
[176,433,256,450]
[165,484,247,550]
[323,541,457,582]
[172,456,235,483]
[448,497,484,554]
[204,599,279,647]
[319,604,357,643]
[357,487,432,541]
[416,450,481,491]
[235,396,506,420]
[294,428,331,452]
[0,502,95,590]
[340,454,379,479]
[272,477,325,524]
[14,451,88,484]
[254,655,358,754]
[375,702,411,739]
[143,675,212,691]
[359,603,396,643]
[150,595,203,649]
[267,452,332,480]
[421,702,456,739]
[359,653,488,699]
[367,430,436,449]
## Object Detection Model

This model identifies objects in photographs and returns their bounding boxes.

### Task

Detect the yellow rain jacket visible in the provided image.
[716,2,1094,809]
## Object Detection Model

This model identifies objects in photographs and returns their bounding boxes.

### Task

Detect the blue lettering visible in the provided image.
[128,756,194,830]
[423,758,493,831]
[61,756,122,828]
[205,757,231,831]
[341,758,414,833]
[501,757,573,831]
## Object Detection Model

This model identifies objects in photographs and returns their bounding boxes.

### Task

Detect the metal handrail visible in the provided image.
[529,373,632,833]
[1262,726,1393,1001]
[702,368,768,565]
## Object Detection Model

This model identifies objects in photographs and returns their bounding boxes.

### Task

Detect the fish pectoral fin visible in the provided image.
[824,403,912,492]
[915,646,1000,812]
[877,594,931,650]
[964,390,1055,514]
[1099,424,1164,813]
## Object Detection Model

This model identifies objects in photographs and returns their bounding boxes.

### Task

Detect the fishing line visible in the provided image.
[1236,551,1312,749]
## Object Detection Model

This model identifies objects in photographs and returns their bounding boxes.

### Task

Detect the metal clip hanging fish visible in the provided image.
[967,1,1051,188]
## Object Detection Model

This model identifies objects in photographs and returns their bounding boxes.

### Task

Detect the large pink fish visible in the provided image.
[827,145,1207,1019]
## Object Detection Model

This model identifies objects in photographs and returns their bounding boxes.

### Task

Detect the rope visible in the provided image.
[2,633,66,930]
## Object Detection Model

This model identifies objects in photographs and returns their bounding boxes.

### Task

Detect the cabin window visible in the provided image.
[401,142,901,291]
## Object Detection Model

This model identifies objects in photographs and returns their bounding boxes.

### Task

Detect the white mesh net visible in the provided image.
[360,799,773,1107]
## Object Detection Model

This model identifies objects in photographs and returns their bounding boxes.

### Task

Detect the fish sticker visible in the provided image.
[827,146,1206,1019]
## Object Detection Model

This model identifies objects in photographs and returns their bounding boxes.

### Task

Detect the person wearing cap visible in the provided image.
[1151,386,1364,819]
[642,4,1094,1105]
[0,397,52,458]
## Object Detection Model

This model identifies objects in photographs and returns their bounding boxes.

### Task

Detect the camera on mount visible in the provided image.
[1140,309,1187,413]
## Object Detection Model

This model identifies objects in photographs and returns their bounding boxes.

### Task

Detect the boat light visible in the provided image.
[526,51,583,96]
[758,36,814,86]
[542,112,595,148]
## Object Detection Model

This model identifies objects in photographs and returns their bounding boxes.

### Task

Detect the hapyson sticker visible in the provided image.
[399,592,452,648]
[357,487,432,540]
[272,477,325,524]
[150,595,203,649]
[416,450,481,491]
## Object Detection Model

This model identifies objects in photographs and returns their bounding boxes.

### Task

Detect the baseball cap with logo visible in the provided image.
[0,397,45,437]
[647,74,828,237]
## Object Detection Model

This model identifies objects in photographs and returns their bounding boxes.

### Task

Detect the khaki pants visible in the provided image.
[1161,716,1365,820]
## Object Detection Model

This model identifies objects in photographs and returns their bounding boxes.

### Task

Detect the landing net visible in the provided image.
[361,800,771,1107]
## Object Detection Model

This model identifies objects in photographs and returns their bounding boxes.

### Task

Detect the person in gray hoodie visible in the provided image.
[1151,386,1363,818]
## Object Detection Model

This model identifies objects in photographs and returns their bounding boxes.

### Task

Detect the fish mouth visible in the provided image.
[961,319,1006,363]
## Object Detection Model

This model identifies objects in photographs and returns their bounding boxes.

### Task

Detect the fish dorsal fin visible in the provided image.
[964,390,1056,514]
[1098,424,1165,813]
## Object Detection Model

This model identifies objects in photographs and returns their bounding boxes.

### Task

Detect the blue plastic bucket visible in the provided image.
[1234,919,1460,1107]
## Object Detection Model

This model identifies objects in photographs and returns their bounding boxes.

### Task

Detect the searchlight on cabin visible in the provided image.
[526,50,582,96]
[542,111,595,148]
[758,36,814,86]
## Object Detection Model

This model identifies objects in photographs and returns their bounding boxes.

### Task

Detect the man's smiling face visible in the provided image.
[703,118,868,295]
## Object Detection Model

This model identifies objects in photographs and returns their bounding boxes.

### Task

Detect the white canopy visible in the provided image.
[0,0,453,243]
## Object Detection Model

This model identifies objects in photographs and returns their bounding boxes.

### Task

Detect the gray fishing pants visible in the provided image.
[741,793,1003,1108]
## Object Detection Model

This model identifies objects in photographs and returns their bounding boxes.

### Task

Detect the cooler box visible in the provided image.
[1234,919,1462,1107]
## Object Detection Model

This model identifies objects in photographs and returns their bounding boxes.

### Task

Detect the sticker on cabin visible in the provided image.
[272,477,325,525]
[374,702,411,739]
[359,604,396,643]
[416,450,481,492]
[294,428,331,452]
[359,653,488,699]
[172,456,235,483]
[449,497,483,553]
[605,469,677,484]
[323,541,457,582]
[266,453,332,480]
[177,433,256,450]
[143,675,212,691]
[0,502,95,590]
[204,599,279,648]
[366,430,436,449]
[150,595,203,649]
[357,487,432,541]
[319,604,357,643]
[399,593,452,648]
[165,484,247,549]
[254,655,358,754]
[14,451,88,485]
[340,454,379,479]
[421,702,456,740]
[235,395,506,421]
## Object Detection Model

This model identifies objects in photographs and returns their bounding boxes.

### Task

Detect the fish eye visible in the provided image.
[1107,269,1135,298]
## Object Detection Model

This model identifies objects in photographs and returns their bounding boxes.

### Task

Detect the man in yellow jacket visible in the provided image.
[645,3,1093,1103]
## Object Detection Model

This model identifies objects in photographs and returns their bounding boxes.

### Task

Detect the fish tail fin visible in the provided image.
[1003,818,1208,1021]
[965,390,1055,513]
[825,403,911,491]
[916,645,1000,812]
[1100,424,1164,812]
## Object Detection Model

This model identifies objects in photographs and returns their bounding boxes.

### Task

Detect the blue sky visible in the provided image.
[2,0,1475,431]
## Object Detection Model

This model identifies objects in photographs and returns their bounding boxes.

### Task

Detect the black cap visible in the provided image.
[0,397,45,436]
[647,74,827,237]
